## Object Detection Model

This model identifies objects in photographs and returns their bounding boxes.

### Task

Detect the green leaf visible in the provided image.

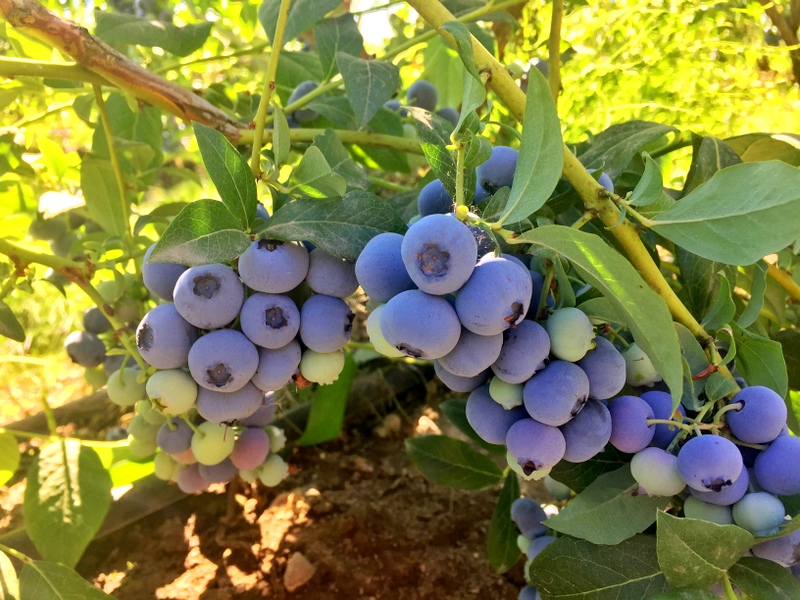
[0,550,19,600]
[297,353,357,445]
[23,440,112,568]
[738,260,768,329]
[421,38,464,110]
[774,330,800,391]
[576,297,623,324]
[545,466,670,545]
[656,511,753,589]
[262,191,406,262]
[258,0,341,44]
[312,129,369,190]
[289,146,347,198]
[487,473,521,573]
[353,107,410,173]
[193,123,257,230]
[410,108,458,197]
[579,120,677,180]
[315,15,363,81]
[647,591,721,600]
[336,53,399,129]
[404,435,503,489]
[274,52,324,101]
[704,372,740,403]
[438,399,506,455]
[94,12,212,56]
[725,133,800,167]
[549,444,630,494]
[728,557,800,599]
[651,162,800,266]
[683,136,741,196]
[0,432,19,487]
[150,199,251,266]
[439,21,486,132]
[19,559,113,599]
[80,158,127,237]
[513,225,683,404]
[495,64,562,225]
[701,272,735,330]
[0,301,24,342]
[306,96,356,128]
[676,247,738,321]
[271,106,291,168]
[731,323,788,398]
[629,153,664,207]
[529,534,669,599]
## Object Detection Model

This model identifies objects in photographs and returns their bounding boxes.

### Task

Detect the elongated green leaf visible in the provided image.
[738,260,768,328]
[579,121,676,179]
[683,136,741,196]
[487,473,521,573]
[656,511,753,589]
[701,272,735,330]
[651,162,800,266]
[704,372,740,403]
[312,129,369,190]
[0,432,19,486]
[774,330,800,391]
[315,15,363,81]
[421,37,464,110]
[529,534,669,599]
[410,107,458,196]
[258,0,341,44]
[545,466,669,545]
[289,146,347,198]
[439,399,506,455]
[297,354,357,446]
[307,96,356,128]
[336,53,399,129]
[272,106,291,168]
[675,247,738,320]
[19,559,113,599]
[23,440,112,568]
[495,66,562,225]
[728,557,800,599]
[732,323,788,398]
[352,107,410,173]
[405,435,503,489]
[193,123,257,230]
[0,301,24,343]
[629,153,664,207]
[0,550,19,600]
[80,158,127,237]
[95,12,212,56]
[262,191,406,261]
[725,133,800,167]
[150,199,251,266]
[549,445,629,494]
[512,225,683,403]
[439,21,485,132]
[648,591,720,600]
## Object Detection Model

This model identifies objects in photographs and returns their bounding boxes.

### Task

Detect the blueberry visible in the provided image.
[380,289,461,359]
[231,427,271,471]
[251,339,302,392]
[417,179,453,216]
[136,304,199,369]
[689,465,749,506]
[524,360,591,427]
[355,232,417,303]
[156,418,195,454]
[401,214,478,295]
[64,330,106,368]
[546,307,595,362]
[238,239,310,294]
[640,390,685,449]
[299,348,345,384]
[559,399,612,463]
[195,381,265,424]
[305,249,359,298]
[187,329,259,393]
[406,80,438,111]
[433,361,488,393]
[142,243,188,301]
[576,336,626,399]
[506,418,566,476]
[437,327,503,379]
[726,386,788,444]
[607,395,655,453]
[754,435,800,496]
[732,492,786,535]
[630,447,686,497]
[510,497,548,539]
[491,320,550,384]
[465,384,527,445]
[476,146,518,195]
[173,263,244,330]
[198,458,239,484]
[287,80,319,123]
[436,106,459,127]
[682,496,734,525]
[678,435,744,493]
[83,306,111,335]
[240,293,301,349]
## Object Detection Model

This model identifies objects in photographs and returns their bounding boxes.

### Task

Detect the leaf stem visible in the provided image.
[455,142,467,208]
[570,210,597,230]
[722,571,738,600]
[548,0,563,103]
[0,541,31,563]
[767,262,800,303]
[250,0,292,178]
[645,418,692,433]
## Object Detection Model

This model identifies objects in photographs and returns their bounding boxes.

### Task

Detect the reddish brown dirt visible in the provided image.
[79,415,531,599]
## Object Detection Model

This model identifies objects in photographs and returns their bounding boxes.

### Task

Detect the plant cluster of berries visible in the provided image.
[103,229,359,492]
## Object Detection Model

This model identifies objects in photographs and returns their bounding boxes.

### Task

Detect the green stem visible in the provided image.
[251,0,292,177]
[0,426,130,448]
[93,85,136,264]
[368,175,413,192]
[38,394,58,436]
[570,210,597,230]
[620,201,655,228]
[712,402,743,428]
[239,127,423,154]
[0,56,106,85]
[645,418,692,433]
[455,142,467,208]
[722,572,738,600]
[12,100,75,128]
[152,42,271,74]
[535,261,556,319]
[0,238,85,273]
[548,0,564,103]
[345,340,377,351]
[182,416,201,435]
[0,542,30,563]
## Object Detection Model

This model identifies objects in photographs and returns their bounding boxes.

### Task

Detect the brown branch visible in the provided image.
[759,0,800,83]
[0,0,244,140]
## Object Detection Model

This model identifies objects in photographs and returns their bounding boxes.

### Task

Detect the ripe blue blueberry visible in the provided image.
[173,263,244,330]
[198,458,238,484]
[355,232,417,303]
[437,327,503,379]
[195,381,265,424]
[142,243,187,301]
[406,80,438,111]
[726,386,788,444]
[689,465,749,506]
[608,395,655,453]
[136,304,198,369]
[433,361,488,393]
[751,528,800,567]
[156,418,194,454]
[417,179,453,216]
[188,329,259,393]
[558,399,612,463]
[491,320,550,384]
[305,249,359,298]
[510,497,548,539]
[401,214,478,295]
[231,427,271,471]
[754,435,800,496]
[64,330,106,368]
[678,435,744,493]
[640,390,686,449]
[465,384,527,445]
[524,360,590,427]
[299,294,354,353]
[83,307,111,335]
[287,80,319,123]
[380,290,461,359]
[251,340,302,392]
[506,418,566,476]
[238,239,310,294]
[436,106,459,127]
[240,293,300,349]
[476,146,518,195]
[576,336,626,400]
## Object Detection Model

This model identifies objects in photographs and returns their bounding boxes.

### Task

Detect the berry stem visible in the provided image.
[455,141,467,208]
[250,0,292,179]
[181,416,201,436]
[711,401,743,428]
[645,418,693,433]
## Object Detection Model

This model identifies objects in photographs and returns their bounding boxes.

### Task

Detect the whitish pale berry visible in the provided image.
[299,349,345,385]
[258,454,290,486]
[190,421,235,466]
[146,369,198,415]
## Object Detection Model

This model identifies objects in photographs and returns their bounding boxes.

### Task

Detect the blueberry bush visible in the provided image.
[1,0,800,598]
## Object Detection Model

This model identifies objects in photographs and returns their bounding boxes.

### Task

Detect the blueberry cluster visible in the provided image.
[384,79,461,128]
[510,497,554,600]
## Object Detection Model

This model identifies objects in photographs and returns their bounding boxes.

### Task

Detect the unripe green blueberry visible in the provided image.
[366,305,405,358]
[258,454,290,487]
[623,343,663,387]
[630,448,686,497]
[683,496,734,525]
[128,414,160,443]
[299,349,345,385]
[239,468,258,484]
[191,421,236,466]
[517,534,531,555]
[128,435,158,457]
[136,399,167,426]
[107,367,146,407]
[546,308,595,362]
[153,451,180,481]
[146,369,199,415]
[265,425,287,453]
[544,475,573,501]
[489,377,524,410]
